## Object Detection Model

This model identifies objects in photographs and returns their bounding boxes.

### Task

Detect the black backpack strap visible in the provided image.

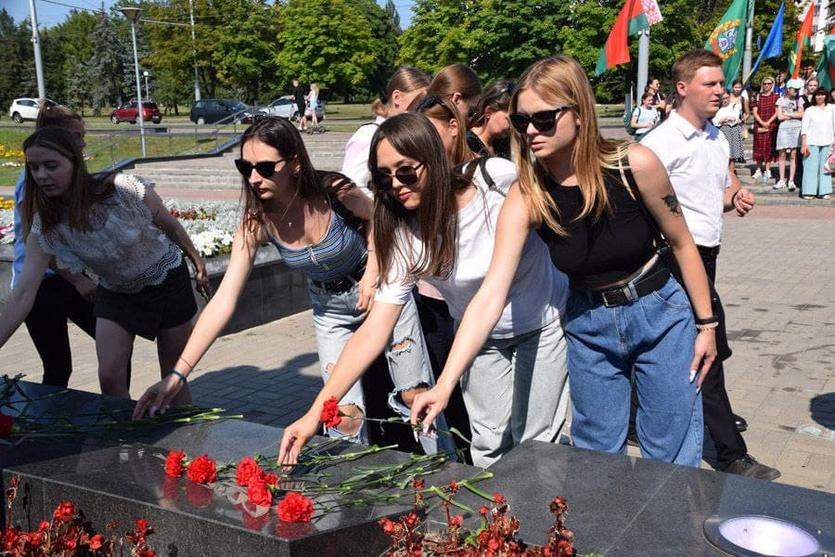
[318,170,367,236]
[617,151,668,252]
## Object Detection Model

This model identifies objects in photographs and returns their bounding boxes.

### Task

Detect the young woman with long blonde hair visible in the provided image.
[412,56,718,466]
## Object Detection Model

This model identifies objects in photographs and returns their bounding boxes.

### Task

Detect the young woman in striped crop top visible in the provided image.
[133,118,451,456]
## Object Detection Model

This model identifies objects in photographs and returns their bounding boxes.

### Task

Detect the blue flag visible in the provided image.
[745,1,785,85]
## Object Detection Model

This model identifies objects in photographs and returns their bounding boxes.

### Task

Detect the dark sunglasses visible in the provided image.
[509,105,575,134]
[234,158,289,178]
[373,162,425,190]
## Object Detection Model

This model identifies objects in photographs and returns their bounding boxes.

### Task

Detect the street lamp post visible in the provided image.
[188,0,201,101]
[119,6,146,158]
[143,70,150,100]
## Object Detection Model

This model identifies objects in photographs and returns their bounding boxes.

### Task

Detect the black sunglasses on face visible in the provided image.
[509,105,576,134]
[234,158,289,178]
[373,162,425,190]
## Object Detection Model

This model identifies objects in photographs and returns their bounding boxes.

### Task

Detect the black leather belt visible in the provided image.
[585,260,670,307]
[311,259,367,293]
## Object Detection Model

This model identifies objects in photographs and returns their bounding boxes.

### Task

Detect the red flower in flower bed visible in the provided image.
[0,414,13,437]
[53,500,76,522]
[247,476,273,508]
[186,454,217,484]
[88,533,104,550]
[165,449,186,478]
[236,456,261,487]
[261,471,278,486]
[276,492,314,523]
[320,397,342,428]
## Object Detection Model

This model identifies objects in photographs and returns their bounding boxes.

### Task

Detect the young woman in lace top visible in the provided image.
[0,126,209,403]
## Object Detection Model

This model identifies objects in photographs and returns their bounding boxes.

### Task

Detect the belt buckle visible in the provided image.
[601,283,638,307]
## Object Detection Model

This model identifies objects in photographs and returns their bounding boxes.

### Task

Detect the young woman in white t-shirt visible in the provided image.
[280,113,570,468]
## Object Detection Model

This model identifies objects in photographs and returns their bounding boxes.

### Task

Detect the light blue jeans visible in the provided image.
[460,316,570,468]
[309,281,455,456]
[802,145,834,197]
[565,276,703,467]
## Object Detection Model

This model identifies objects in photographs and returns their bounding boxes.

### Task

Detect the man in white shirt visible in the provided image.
[642,49,780,481]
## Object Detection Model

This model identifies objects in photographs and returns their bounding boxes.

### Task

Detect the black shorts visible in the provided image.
[94,258,197,341]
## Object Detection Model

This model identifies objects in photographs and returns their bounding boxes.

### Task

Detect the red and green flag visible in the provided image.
[704,0,749,84]
[595,0,650,75]
[815,36,835,90]
[788,3,815,78]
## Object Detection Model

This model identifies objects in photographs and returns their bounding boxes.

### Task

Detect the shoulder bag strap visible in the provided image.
[617,150,669,252]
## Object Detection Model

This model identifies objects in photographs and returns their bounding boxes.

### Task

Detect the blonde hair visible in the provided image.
[511,56,625,236]
[372,67,431,117]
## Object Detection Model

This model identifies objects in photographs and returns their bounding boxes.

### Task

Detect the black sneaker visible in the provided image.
[723,455,781,481]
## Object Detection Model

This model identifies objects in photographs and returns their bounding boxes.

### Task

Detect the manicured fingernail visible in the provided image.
[696,384,702,394]
[689,369,697,383]
[149,405,158,417]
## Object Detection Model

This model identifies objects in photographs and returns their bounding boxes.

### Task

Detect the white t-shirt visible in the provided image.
[801,105,835,146]
[375,158,568,338]
[641,111,731,248]
[633,106,659,135]
[341,116,385,198]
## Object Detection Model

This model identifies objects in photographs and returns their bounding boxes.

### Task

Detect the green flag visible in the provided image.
[816,36,835,90]
[704,0,749,83]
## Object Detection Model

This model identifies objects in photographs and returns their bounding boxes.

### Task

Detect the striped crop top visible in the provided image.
[269,209,367,282]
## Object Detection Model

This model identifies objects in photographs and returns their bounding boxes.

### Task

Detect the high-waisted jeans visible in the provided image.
[565,276,703,467]
[309,281,455,456]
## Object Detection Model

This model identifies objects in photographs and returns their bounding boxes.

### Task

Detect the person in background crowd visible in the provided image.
[800,63,817,95]
[800,88,834,200]
[341,67,430,197]
[292,78,306,132]
[752,76,778,184]
[305,83,322,133]
[467,80,515,159]
[774,79,804,191]
[427,64,483,122]
[647,77,668,118]
[279,112,570,468]
[2,126,208,403]
[802,77,819,107]
[774,70,786,96]
[712,83,747,175]
[631,92,660,137]
[643,49,780,481]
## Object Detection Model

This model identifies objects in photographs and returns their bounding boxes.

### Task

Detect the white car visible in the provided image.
[256,96,298,119]
[9,98,55,123]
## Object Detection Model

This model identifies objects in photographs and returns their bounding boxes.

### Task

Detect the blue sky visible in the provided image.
[2,0,414,29]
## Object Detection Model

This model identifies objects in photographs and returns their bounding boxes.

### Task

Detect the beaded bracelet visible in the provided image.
[167,369,189,384]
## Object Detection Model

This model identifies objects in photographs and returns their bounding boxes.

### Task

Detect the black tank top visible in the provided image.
[536,166,655,289]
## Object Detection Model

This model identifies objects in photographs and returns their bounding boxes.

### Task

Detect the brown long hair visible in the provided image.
[238,116,324,232]
[510,56,625,236]
[415,95,475,166]
[22,127,111,235]
[469,79,515,127]
[368,113,469,281]
[372,67,432,118]
[427,64,482,109]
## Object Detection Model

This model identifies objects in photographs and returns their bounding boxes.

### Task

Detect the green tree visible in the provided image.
[354,0,400,98]
[87,13,125,114]
[398,0,475,73]
[276,0,377,97]
[0,10,29,110]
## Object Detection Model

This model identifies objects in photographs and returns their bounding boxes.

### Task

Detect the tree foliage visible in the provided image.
[398,0,475,72]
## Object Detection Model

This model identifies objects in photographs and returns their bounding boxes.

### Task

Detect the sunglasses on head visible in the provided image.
[509,105,576,134]
[373,162,425,190]
[415,95,445,112]
[234,158,289,178]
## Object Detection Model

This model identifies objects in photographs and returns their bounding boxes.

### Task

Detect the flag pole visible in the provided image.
[637,28,650,97]
[742,0,755,83]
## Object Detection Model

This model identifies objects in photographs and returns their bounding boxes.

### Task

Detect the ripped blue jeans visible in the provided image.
[309,281,455,457]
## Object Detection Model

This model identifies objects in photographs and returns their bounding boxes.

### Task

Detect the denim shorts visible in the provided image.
[309,281,455,454]
[565,276,703,467]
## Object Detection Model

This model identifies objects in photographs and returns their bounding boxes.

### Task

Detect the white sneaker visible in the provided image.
[773,179,785,190]
[787,182,797,192]
[761,171,770,184]
[752,169,762,179]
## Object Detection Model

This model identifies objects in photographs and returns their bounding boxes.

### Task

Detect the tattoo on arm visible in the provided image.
[662,193,682,216]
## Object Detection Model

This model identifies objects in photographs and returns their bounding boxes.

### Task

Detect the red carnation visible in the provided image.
[479,505,489,516]
[53,500,75,522]
[0,414,13,437]
[235,456,261,487]
[276,492,314,523]
[379,518,397,535]
[164,450,186,478]
[448,514,464,528]
[320,397,342,428]
[492,493,506,505]
[449,480,459,493]
[89,534,104,550]
[186,455,217,484]
[261,472,278,486]
[413,478,425,490]
[247,476,273,508]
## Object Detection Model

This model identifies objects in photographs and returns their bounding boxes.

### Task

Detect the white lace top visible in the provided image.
[31,174,182,293]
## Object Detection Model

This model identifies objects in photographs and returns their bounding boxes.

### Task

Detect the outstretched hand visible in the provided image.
[132,374,184,420]
[409,385,452,434]
[278,413,320,468]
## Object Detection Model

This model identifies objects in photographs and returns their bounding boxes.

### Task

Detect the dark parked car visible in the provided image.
[190,99,255,125]
[110,101,161,124]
